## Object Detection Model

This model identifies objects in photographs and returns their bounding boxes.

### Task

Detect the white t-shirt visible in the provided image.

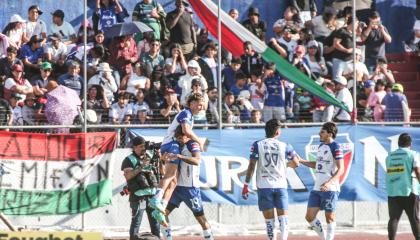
[25,19,47,38]
[12,106,23,125]
[278,37,298,62]
[165,57,183,74]
[313,142,343,192]
[88,73,118,102]
[44,42,68,61]
[304,55,328,76]
[250,138,296,189]
[4,78,32,102]
[335,88,353,121]
[178,74,208,106]
[126,74,148,95]
[414,20,420,44]
[109,103,133,123]
[177,141,201,188]
[249,83,266,110]
[7,28,24,47]
[49,21,75,42]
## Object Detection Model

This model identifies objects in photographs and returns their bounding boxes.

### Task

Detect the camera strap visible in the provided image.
[128,154,140,168]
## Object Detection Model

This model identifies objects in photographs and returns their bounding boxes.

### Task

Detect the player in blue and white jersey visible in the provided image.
[299,122,344,240]
[160,127,214,240]
[242,119,299,240]
[149,93,204,221]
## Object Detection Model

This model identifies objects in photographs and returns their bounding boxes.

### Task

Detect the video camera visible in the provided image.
[120,141,162,196]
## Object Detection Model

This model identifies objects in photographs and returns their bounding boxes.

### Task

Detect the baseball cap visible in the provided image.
[165,88,176,95]
[191,78,201,86]
[51,9,65,19]
[12,64,23,72]
[132,136,146,146]
[28,5,43,15]
[364,80,375,88]
[40,62,52,70]
[248,7,260,16]
[137,105,149,112]
[335,76,347,86]
[187,60,200,68]
[392,83,404,93]
[307,40,319,48]
[9,14,25,23]
[49,33,62,41]
[11,93,23,100]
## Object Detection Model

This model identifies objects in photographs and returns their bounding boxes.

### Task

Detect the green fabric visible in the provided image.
[0,180,112,215]
[386,148,418,197]
[134,187,157,197]
[261,47,350,112]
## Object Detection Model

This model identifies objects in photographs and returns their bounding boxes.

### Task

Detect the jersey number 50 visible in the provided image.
[264,153,279,167]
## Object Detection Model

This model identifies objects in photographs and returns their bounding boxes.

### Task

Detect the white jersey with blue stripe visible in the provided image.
[162,108,193,145]
[250,138,296,189]
[177,140,201,188]
[314,141,343,192]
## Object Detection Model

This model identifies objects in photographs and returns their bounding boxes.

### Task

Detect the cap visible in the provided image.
[137,105,149,112]
[6,46,17,54]
[187,60,200,68]
[132,136,146,146]
[307,40,319,48]
[191,78,201,86]
[85,109,98,123]
[12,64,23,72]
[11,93,23,99]
[49,33,62,41]
[97,62,112,72]
[295,45,306,54]
[28,5,43,15]
[9,14,25,23]
[248,7,260,16]
[335,76,347,85]
[238,90,251,100]
[392,83,404,93]
[165,88,176,95]
[40,62,52,70]
[364,80,375,88]
[51,9,65,19]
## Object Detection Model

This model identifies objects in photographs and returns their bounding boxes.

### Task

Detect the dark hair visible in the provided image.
[265,119,283,138]
[235,72,246,80]
[322,122,338,139]
[132,136,146,146]
[88,84,105,100]
[369,11,380,19]
[2,22,19,35]
[174,125,184,137]
[243,41,252,49]
[398,133,411,148]
[187,92,204,105]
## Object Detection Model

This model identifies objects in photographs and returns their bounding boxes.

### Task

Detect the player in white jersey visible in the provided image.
[160,126,214,240]
[299,122,344,240]
[149,93,205,224]
[242,119,299,240]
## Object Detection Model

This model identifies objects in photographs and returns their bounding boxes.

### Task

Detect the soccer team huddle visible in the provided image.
[123,93,344,240]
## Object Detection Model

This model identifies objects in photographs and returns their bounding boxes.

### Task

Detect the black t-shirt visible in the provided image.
[241,19,267,41]
[364,27,388,60]
[332,27,353,61]
[166,10,194,44]
[121,153,142,202]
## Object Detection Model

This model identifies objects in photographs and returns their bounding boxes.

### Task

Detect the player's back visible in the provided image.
[252,138,294,189]
[162,108,193,145]
[178,140,201,188]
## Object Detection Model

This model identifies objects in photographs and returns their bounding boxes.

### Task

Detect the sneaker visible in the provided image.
[152,209,168,227]
[149,197,165,213]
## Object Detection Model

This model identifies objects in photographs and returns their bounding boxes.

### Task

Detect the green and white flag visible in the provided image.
[0,131,117,215]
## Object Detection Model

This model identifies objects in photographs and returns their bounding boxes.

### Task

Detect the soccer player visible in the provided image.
[160,126,214,240]
[149,93,204,223]
[298,122,344,240]
[242,119,299,240]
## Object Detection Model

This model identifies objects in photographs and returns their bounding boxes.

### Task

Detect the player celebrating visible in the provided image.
[242,119,299,240]
[161,126,214,240]
[149,93,204,223]
[299,122,344,240]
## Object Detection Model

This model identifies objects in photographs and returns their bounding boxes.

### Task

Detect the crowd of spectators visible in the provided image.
[0,0,417,129]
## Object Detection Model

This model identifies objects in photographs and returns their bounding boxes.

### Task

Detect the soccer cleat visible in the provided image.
[149,197,166,213]
[152,209,168,227]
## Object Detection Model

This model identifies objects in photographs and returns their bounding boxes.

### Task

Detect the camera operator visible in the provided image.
[121,136,160,240]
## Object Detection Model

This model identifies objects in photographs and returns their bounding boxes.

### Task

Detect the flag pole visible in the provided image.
[81,0,88,230]
[352,0,357,123]
[217,0,222,130]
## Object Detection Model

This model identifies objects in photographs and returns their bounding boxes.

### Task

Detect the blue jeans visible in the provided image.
[332,58,351,82]
[130,198,160,240]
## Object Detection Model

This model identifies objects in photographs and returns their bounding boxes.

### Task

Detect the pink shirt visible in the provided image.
[367,90,386,121]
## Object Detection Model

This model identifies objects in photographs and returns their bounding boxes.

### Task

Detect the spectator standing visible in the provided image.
[386,133,420,240]
[262,62,286,122]
[132,0,164,41]
[198,43,218,88]
[332,17,356,81]
[333,76,353,122]
[305,7,338,43]
[140,39,164,78]
[242,7,267,41]
[95,0,123,32]
[2,14,26,49]
[361,11,392,71]
[166,0,196,60]
[57,61,83,97]
[196,29,214,57]
[49,10,76,45]
[277,27,298,62]
[273,6,300,40]
[382,83,410,122]
[24,5,47,40]
[289,0,317,22]
[109,35,138,80]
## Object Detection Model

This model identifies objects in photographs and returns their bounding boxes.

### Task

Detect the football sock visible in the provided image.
[161,224,172,240]
[265,218,276,240]
[310,218,325,240]
[326,222,336,240]
[203,229,214,240]
[278,215,289,240]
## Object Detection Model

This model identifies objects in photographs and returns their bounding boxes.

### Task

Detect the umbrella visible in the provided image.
[45,85,81,126]
[105,21,153,38]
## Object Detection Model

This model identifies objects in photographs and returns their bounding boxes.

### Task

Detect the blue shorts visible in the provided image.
[160,142,181,165]
[307,190,339,212]
[169,186,204,214]
[257,188,288,211]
